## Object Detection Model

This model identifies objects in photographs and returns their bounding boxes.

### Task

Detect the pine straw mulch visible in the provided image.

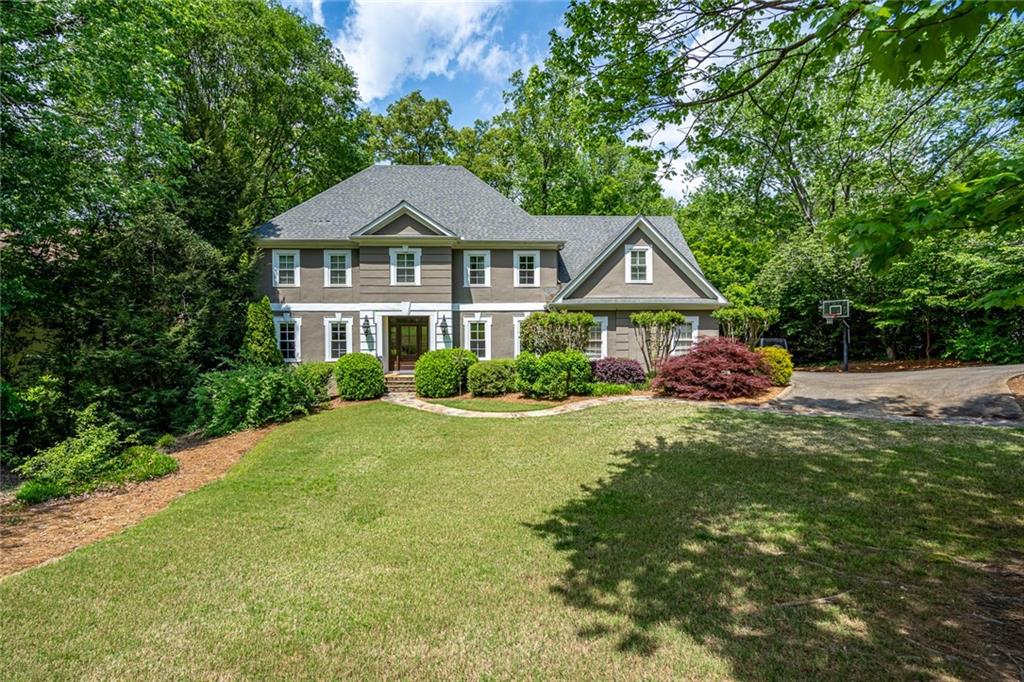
[0,426,273,579]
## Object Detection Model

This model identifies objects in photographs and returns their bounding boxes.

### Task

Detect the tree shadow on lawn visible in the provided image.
[529,411,1024,680]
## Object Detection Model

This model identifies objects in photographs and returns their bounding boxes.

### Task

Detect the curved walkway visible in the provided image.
[384,393,650,418]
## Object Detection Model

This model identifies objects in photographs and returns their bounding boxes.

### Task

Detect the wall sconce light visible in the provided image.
[362,315,372,336]
[438,314,449,337]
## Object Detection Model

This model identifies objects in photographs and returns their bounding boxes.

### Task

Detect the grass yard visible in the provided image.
[426,396,555,412]
[1,402,1022,680]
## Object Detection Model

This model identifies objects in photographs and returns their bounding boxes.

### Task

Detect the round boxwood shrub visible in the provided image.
[514,352,540,393]
[467,360,516,397]
[414,348,477,398]
[334,353,385,400]
[591,357,645,385]
[652,337,771,400]
[756,346,793,386]
[530,350,593,400]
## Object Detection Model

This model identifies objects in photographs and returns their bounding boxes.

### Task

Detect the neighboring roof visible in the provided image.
[255,164,706,289]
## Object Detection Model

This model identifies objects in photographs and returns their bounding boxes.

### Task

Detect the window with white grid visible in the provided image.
[278,321,297,361]
[468,321,487,358]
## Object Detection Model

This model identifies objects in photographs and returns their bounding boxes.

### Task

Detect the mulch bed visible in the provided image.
[0,427,272,579]
[798,359,988,373]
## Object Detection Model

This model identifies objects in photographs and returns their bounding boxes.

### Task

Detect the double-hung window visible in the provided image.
[624,244,652,284]
[324,317,351,361]
[389,247,421,285]
[585,317,608,360]
[275,317,300,362]
[671,318,697,355]
[323,250,351,287]
[514,250,540,287]
[273,249,300,287]
[464,317,491,360]
[464,250,490,287]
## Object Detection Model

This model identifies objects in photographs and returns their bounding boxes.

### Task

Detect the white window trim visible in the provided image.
[587,316,608,360]
[624,244,653,284]
[322,249,352,288]
[274,315,301,363]
[463,314,492,361]
[671,315,700,355]
[323,315,353,361]
[272,249,300,288]
[513,250,541,288]
[389,247,421,286]
[463,250,491,288]
[512,314,528,356]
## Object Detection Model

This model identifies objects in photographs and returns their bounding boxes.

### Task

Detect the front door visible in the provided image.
[388,317,429,371]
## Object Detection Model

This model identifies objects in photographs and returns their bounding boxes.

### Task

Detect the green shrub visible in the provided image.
[590,382,633,397]
[467,360,516,396]
[756,346,794,386]
[154,433,176,449]
[528,350,593,400]
[240,296,284,366]
[294,362,335,402]
[1,374,70,471]
[108,445,179,484]
[16,480,68,504]
[514,352,541,393]
[414,348,477,398]
[335,353,386,400]
[519,311,595,355]
[16,405,123,493]
[191,365,320,436]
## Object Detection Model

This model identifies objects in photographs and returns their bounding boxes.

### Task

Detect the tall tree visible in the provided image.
[372,90,455,164]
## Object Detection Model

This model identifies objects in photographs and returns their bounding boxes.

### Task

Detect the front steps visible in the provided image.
[384,373,416,394]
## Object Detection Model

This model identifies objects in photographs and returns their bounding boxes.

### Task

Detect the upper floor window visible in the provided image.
[273,249,300,287]
[514,250,540,288]
[274,317,300,362]
[625,244,652,284]
[585,317,608,360]
[323,250,351,287]
[389,247,421,286]
[464,250,490,287]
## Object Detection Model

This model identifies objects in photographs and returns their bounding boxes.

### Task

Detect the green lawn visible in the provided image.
[1,402,1022,680]
[426,396,554,412]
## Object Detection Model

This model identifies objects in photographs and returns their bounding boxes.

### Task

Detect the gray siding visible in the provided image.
[275,311,358,363]
[258,248,359,305]
[452,249,558,304]
[356,246,452,301]
[372,214,442,236]
[566,229,705,300]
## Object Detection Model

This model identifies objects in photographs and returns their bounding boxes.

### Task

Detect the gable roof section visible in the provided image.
[351,201,455,237]
[551,216,726,304]
[256,165,544,241]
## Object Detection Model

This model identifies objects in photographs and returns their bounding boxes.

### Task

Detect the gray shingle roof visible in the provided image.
[255,165,701,283]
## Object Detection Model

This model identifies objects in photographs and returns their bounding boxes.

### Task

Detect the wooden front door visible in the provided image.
[388,317,429,371]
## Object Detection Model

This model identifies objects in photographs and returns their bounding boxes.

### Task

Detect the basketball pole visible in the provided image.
[841,319,850,373]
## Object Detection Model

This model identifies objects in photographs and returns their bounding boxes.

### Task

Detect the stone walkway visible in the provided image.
[383,393,649,418]
[383,391,1023,428]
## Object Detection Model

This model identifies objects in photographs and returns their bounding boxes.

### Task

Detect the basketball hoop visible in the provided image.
[819,299,852,372]
[824,314,837,325]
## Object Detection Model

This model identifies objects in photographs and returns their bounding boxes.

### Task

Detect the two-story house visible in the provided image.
[255,165,727,371]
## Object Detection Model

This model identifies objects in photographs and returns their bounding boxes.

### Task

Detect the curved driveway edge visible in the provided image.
[777,364,1024,425]
[383,393,651,418]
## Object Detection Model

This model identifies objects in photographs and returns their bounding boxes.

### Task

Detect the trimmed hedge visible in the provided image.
[528,350,593,400]
[335,353,385,400]
[591,357,645,385]
[590,382,633,397]
[415,348,477,398]
[652,337,771,400]
[191,365,321,436]
[514,352,541,393]
[756,346,794,386]
[467,360,516,396]
[294,361,336,402]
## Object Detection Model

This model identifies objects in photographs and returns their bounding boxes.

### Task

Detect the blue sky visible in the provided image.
[283,0,568,127]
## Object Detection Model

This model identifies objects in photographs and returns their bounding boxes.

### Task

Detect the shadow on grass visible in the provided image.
[530,411,1024,679]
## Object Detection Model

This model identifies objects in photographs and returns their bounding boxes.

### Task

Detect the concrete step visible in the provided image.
[384,375,416,393]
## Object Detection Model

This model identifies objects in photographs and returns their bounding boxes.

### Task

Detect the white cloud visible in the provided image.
[335,0,537,103]
[281,0,325,26]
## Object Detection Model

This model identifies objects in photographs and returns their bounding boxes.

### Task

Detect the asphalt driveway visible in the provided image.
[778,364,1024,423]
